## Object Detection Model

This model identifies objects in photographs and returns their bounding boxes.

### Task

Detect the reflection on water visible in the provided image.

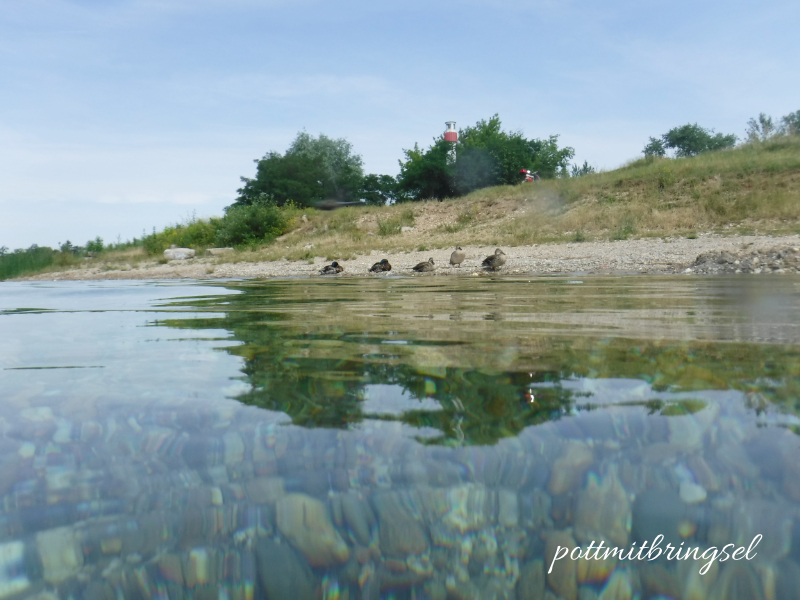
[1,277,799,599]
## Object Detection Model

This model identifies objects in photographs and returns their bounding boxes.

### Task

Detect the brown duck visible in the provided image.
[481,248,506,271]
[369,259,392,273]
[320,261,344,274]
[449,246,465,267]
[412,257,435,272]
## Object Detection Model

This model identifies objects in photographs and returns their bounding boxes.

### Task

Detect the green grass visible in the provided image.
[0,247,82,281]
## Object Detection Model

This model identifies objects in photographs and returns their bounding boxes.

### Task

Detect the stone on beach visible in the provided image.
[164,247,196,260]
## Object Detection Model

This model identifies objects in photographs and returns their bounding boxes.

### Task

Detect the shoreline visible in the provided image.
[11,233,800,281]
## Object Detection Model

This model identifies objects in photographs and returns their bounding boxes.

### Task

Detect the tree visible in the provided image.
[396,114,575,201]
[234,151,324,208]
[570,160,596,177]
[86,237,104,253]
[642,136,666,157]
[396,139,456,201]
[746,113,777,142]
[661,124,736,157]
[360,174,398,206]
[287,132,364,201]
[232,132,364,209]
[780,110,800,136]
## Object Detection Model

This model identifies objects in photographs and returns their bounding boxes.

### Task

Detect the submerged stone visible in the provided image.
[545,531,578,600]
[548,442,593,496]
[256,539,317,600]
[709,563,763,600]
[574,469,631,547]
[517,558,545,600]
[36,526,83,585]
[341,492,373,546]
[276,493,350,566]
[373,492,429,558]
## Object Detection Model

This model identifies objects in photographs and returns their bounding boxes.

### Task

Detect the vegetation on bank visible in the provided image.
[3,111,799,280]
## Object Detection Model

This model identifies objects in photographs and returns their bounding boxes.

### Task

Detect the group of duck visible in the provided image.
[319,247,507,275]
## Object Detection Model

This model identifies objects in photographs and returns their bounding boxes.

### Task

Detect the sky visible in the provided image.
[1,0,798,250]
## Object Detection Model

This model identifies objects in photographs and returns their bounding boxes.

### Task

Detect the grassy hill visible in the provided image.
[3,135,799,279]
[236,134,800,264]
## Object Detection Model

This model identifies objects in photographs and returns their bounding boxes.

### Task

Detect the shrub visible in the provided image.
[215,203,288,248]
[142,217,222,255]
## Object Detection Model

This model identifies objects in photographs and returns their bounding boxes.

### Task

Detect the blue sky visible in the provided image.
[1,0,798,250]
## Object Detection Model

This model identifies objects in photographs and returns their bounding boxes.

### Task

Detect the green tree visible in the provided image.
[455,115,574,193]
[235,151,324,208]
[360,174,397,205]
[662,123,736,157]
[746,113,777,142]
[642,136,666,157]
[569,160,596,177]
[86,237,104,253]
[396,114,574,201]
[233,132,365,209]
[780,110,800,136]
[287,132,364,201]
[396,139,456,201]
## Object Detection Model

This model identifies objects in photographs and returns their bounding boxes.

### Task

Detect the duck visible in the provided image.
[449,246,465,268]
[320,261,344,275]
[412,257,435,272]
[369,259,392,273]
[481,248,507,271]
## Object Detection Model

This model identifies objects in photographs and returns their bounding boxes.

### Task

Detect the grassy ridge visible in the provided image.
[233,135,800,263]
[5,136,800,278]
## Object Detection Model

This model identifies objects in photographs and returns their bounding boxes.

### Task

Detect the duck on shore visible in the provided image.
[320,261,344,275]
[369,259,392,273]
[450,246,465,268]
[412,258,435,272]
[482,248,507,271]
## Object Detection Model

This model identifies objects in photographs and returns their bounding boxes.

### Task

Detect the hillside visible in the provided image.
[6,135,800,280]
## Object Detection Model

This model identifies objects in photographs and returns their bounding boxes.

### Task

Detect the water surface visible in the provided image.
[1,276,799,600]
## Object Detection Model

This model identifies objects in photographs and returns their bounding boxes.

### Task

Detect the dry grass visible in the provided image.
[50,137,800,269]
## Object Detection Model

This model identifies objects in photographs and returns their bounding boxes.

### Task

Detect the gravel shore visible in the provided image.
[14,233,800,281]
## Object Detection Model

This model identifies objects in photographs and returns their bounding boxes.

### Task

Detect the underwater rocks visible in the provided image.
[276,493,350,567]
[545,530,578,600]
[574,469,631,548]
[256,538,317,600]
[373,492,430,559]
[548,442,594,496]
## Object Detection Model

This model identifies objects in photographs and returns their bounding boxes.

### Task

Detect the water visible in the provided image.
[1,276,799,599]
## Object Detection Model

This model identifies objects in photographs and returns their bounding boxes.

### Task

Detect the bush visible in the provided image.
[142,217,222,255]
[215,203,288,247]
[86,237,104,253]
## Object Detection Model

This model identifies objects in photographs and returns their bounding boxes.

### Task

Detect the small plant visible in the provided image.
[573,230,586,242]
[377,209,415,236]
[656,167,675,191]
[612,216,636,240]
